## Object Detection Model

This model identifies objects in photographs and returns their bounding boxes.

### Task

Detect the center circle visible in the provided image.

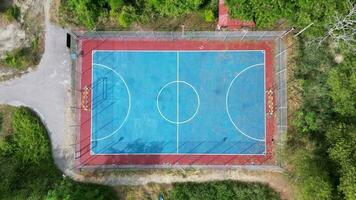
[157,81,200,124]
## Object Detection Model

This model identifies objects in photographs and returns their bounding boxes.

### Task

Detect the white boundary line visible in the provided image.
[91,50,266,156]
[176,52,179,154]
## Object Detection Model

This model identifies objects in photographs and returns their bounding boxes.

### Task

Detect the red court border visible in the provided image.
[78,39,276,166]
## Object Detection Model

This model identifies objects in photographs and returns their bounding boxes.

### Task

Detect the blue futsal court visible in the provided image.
[91,50,266,155]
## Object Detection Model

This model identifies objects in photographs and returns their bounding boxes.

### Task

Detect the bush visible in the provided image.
[45,178,118,200]
[204,10,214,22]
[11,107,50,164]
[5,5,20,21]
[291,150,333,200]
[168,181,280,200]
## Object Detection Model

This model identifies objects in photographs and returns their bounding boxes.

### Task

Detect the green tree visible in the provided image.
[66,0,107,29]
[327,58,356,117]
[226,0,293,28]
[168,181,280,200]
[0,106,117,199]
[327,125,356,200]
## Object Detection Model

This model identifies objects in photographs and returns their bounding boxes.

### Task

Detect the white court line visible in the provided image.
[91,51,266,155]
[176,52,179,154]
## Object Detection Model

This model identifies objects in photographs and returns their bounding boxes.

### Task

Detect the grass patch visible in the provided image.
[0,106,117,199]
[168,181,280,200]
[4,5,20,21]
[116,181,280,200]
[284,38,356,200]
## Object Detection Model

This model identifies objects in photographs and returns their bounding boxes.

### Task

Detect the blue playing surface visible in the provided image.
[91,50,266,155]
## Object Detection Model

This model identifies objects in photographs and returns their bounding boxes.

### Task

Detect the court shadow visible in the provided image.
[124,139,164,154]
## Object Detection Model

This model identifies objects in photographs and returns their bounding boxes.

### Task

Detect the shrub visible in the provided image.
[118,6,136,28]
[5,5,20,21]
[204,10,214,22]
[4,51,23,69]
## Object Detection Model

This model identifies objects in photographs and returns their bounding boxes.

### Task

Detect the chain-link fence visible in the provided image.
[72,31,288,41]
[70,31,289,167]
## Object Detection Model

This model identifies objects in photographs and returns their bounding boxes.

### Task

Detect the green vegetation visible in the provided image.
[168,181,280,200]
[1,36,42,70]
[0,4,43,72]
[59,0,217,30]
[212,1,352,199]
[0,106,117,200]
[0,106,281,199]
[204,9,215,22]
[286,40,356,200]
[221,1,356,199]
[225,0,350,36]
